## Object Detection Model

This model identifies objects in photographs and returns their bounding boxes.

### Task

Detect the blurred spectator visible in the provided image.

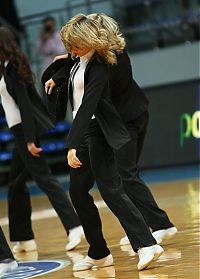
[36,17,66,76]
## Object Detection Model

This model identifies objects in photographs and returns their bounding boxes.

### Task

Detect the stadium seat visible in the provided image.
[46,121,71,135]
[0,131,14,142]
[0,151,12,162]
[41,141,66,153]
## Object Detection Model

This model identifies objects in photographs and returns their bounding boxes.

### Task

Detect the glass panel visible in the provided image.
[91,1,113,14]
[66,0,86,6]
[70,6,89,16]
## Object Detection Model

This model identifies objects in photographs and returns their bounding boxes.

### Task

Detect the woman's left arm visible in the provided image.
[66,61,109,149]
[13,78,37,143]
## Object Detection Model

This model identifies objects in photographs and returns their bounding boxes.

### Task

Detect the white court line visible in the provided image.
[0,200,107,226]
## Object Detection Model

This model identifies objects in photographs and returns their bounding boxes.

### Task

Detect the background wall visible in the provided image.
[14,0,67,17]
[141,80,199,167]
[0,0,199,179]
[131,42,200,87]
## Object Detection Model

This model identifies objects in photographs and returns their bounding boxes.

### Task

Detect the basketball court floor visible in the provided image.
[0,165,199,279]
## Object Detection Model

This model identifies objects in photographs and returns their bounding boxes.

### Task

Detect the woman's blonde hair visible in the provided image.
[60,13,125,64]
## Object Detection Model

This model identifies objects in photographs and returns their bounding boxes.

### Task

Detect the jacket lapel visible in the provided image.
[68,61,80,109]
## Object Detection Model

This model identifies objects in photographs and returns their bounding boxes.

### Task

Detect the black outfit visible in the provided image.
[109,52,174,231]
[2,63,80,241]
[116,114,173,231]
[0,226,14,260]
[70,119,158,258]
[43,53,158,258]
[43,51,174,234]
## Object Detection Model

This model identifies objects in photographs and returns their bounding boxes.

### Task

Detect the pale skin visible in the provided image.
[45,54,68,95]
[53,53,68,62]
[45,44,92,168]
[67,148,82,168]
[27,142,43,157]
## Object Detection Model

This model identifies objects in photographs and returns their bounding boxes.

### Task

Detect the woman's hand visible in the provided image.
[45,78,56,94]
[67,149,82,168]
[27,142,43,157]
[53,53,68,62]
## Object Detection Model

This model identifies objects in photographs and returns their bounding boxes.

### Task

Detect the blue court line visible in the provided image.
[0,164,199,200]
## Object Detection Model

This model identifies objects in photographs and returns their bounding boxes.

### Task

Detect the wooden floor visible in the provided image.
[0,178,199,279]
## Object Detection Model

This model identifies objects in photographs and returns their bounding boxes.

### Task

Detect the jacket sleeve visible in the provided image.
[53,80,69,122]
[66,61,109,149]
[13,78,37,143]
[42,56,76,121]
[52,55,76,84]
[51,66,68,85]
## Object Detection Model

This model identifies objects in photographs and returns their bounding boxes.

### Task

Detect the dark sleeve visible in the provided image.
[47,65,70,121]
[52,66,67,85]
[42,56,76,121]
[66,62,109,149]
[41,56,73,85]
[44,80,69,122]
[52,55,76,84]
[13,78,37,143]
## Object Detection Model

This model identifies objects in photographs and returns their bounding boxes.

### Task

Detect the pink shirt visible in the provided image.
[37,31,66,75]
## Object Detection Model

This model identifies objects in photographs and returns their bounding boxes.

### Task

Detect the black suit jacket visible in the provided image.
[109,51,148,122]
[41,56,75,122]
[3,63,54,143]
[42,55,131,150]
[42,51,149,124]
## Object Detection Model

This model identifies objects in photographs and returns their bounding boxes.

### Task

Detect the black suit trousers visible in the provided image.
[69,114,174,258]
[8,124,80,241]
[0,226,14,260]
[116,112,174,231]
[69,119,157,259]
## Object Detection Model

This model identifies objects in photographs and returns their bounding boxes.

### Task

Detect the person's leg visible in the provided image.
[0,226,18,276]
[11,125,81,236]
[8,147,34,241]
[89,136,157,250]
[69,142,110,259]
[117,112,177,245]
[0,227,14,260]
[116,112,174,231]
[88,135,163,271]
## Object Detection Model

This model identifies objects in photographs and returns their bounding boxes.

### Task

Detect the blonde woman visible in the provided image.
[87,13,177,247]
[44,14,164,271]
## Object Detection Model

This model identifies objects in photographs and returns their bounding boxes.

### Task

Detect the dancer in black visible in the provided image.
[0,26,83,254]
[45,14,164,271]
[45,13,177,249]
